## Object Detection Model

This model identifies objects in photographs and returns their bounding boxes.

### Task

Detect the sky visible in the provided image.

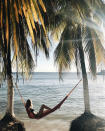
[35,44,77,72]
[27,35,59,72]
[35,46,58,72]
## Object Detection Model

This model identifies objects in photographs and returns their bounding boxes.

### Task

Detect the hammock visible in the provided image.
[15,79,82,119]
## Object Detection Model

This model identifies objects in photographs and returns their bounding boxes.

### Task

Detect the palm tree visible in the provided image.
[0,0,49,116]
[53,0,105,113]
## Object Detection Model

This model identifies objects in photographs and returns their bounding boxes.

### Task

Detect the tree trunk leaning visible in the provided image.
[78,44,90,113]
[6,77,14,116]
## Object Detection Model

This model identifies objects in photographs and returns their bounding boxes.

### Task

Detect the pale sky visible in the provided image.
[35,44,77,72]
[35,46,58,72]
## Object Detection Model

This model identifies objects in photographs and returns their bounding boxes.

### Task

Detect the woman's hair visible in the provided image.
[25,99,32,109]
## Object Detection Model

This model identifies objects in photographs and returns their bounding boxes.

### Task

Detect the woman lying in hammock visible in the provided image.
[25,99,53,119]
[17,79,81,119]
[25,96,67,119]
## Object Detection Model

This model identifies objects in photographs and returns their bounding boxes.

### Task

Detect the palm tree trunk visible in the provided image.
[4,2,14,116]
[82,74,90,113]
[6,76,14,116]
[6,40,14,116]
[79,45,90,113]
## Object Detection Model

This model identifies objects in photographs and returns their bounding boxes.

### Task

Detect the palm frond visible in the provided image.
[12,15,35,76]
[39,0,46,13]
[0,0,49,78]
[82,26,96,76]
[74,47,81,75]
[30,0,38,22]
[91,29,105,65]
[54,25,75,77]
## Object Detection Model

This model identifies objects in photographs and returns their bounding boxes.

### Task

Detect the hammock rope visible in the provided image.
[15,78,82,119]
[15,83,26,107]
[51,78,82,110]
[67,79,82,97]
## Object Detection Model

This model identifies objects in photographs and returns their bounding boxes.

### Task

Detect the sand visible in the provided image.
[24,119,70,131]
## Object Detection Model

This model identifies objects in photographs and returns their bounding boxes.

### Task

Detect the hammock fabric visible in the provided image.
[35,95,68,120]
[15,79,82,119]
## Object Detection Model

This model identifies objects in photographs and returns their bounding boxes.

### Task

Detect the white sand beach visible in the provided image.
[24,119,70,131]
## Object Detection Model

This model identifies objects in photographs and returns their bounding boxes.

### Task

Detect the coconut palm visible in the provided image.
[0,0,49,117]
[53,0,105,113]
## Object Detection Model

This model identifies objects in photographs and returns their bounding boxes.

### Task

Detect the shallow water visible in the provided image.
[0,72,105,131]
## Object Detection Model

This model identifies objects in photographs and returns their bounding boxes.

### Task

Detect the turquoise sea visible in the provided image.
[0,72,105,131]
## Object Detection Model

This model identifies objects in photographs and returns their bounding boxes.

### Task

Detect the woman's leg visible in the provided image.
[38,104,51,115]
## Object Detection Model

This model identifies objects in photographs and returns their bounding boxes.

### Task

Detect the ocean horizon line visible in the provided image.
[12,71,80,73]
